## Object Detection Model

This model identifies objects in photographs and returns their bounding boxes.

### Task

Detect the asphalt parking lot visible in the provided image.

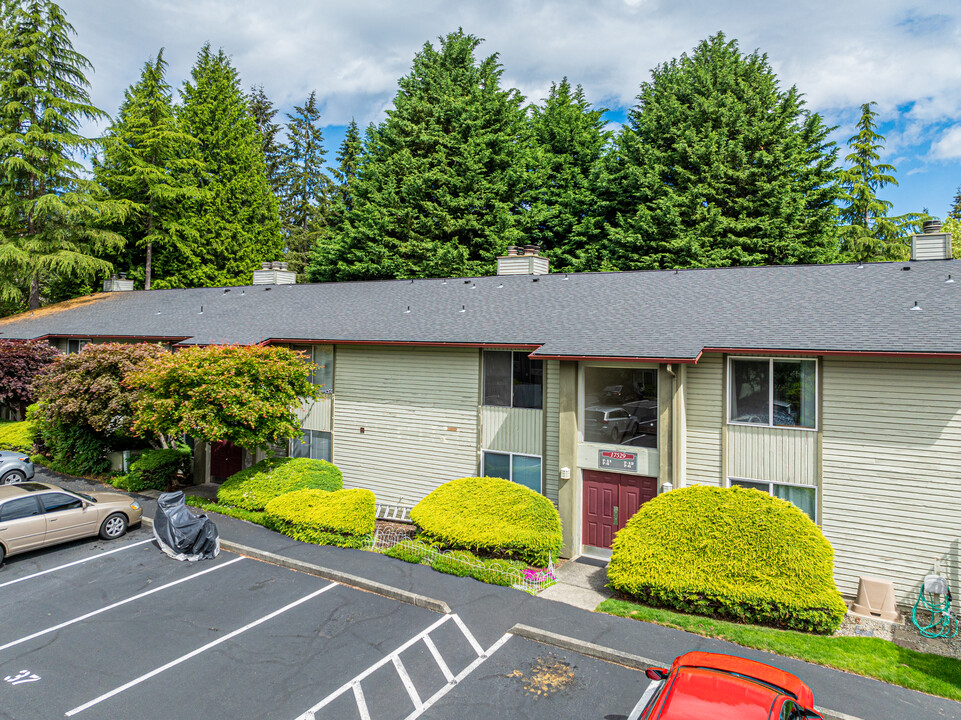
[0,527,653,720]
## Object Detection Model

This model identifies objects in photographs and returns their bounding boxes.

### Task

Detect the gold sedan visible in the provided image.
[0,482,143,564]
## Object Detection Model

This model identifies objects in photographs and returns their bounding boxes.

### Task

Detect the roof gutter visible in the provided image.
[702,347,961,360]
[263,338,543,351]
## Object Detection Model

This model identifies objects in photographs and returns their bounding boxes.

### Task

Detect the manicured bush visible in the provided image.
[264,488,375,548]
[0,420,33,451]
[118,446,191,492]
[31,403,111,475]
[607,485,848,634]
[386,543,429,564]
[184,497,267,526]
[410,476,562,566]
[217,457,343,511]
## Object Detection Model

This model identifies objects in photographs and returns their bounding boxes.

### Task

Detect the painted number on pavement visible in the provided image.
[4,669,40,685]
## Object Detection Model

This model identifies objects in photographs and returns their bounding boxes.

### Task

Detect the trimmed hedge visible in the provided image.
[217,457,343,511]
[185,497,267,526]
[0,420,32,451]
[607,485,848,634]
[410,476,562,567]
[115,447,191,492]
[264,488,375,548]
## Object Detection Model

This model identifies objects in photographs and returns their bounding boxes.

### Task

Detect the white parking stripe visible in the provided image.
[297,614,454,719]
[0,538,154,590]
[451,613,484,656]
[65,581,338,716]
[628,680,662,720]
[352,683,371,720]
[0,556,243,653]
[404,633,512,720]
[392,655,423,710]
[423,635,454,683]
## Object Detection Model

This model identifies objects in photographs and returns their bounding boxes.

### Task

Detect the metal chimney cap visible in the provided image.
[923,219,942,234]
[261,262,270,270]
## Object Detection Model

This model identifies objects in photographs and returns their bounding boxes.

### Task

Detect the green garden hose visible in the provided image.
[912,584,959,639]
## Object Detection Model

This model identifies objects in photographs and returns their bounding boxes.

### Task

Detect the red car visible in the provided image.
[637,651,824,719]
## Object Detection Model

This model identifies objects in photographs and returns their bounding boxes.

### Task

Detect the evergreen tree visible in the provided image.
[948,185,961,221]
[280,90,332,276]
[159,44,282,288]
[94,49,198,289]
[325,30,530,281]
[306,118,361,282]
[248,85,284,197]
[0,0,127,309]
[837,102,923,261]
[525,78,609,271]
[595,33,839,271]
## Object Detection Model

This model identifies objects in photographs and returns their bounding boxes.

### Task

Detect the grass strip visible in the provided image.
[597,598,961,701]
[184,496,267,526]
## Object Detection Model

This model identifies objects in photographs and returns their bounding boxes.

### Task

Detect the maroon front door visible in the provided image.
[582,470,657,549]
[210,440,243,482]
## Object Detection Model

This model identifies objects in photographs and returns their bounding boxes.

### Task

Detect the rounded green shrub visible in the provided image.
[264,488,375,548]
[608,485,848,634]
[122,446,191,492]
[217,457,343,511]
[0,420,33,451]
[410,476,562,567]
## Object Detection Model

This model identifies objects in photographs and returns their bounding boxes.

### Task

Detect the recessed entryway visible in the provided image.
[582,470,656,554]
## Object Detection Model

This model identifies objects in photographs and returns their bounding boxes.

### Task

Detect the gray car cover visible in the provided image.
[153,491,220,561]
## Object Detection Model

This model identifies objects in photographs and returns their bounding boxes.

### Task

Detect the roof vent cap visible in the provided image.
[911,218,953,261]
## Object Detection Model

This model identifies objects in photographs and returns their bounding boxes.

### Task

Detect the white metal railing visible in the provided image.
[367,527,556,595]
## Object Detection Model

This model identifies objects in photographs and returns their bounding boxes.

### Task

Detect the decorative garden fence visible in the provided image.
[367,527,557,595]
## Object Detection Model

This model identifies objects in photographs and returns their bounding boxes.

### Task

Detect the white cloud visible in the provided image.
[932,126,961,161]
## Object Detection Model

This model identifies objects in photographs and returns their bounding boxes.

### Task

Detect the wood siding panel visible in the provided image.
[480,407,543,455]
[544,359,560,505]
[294,396,332,432]
[821,357,961,604]
[685,353,724,486]
[333,346,479,505]
[726,425,817,486]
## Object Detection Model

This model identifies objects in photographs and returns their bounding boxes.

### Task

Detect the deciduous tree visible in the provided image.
[127,344,318,451]
[0,338,59,416]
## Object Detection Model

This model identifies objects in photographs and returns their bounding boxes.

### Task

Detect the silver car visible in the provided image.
[0,451,34,485]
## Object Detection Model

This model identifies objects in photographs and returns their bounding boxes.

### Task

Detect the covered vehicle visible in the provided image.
[153,491,220,561]
[637,651,823,719]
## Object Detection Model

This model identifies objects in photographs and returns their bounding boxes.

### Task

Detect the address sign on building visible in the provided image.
[598,449,638,472]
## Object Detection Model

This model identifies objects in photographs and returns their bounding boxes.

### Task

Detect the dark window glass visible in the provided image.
[482,351,512,406]
[584,367,658,446]
[773,360,816,428]
[0,497,40,522]
[482,452,511,480]
[730,359,770,424]
[512,455,542,493]
[513,354,543,409]
[40,492,83,513]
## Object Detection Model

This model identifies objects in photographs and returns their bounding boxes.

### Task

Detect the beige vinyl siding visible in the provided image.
[726,425,817,486]
[821,357,961,604]
[480,407,543,455]
[295,396,332,432]
[684,353,724,486]
[544,359,560,505]
[333,345,479,504]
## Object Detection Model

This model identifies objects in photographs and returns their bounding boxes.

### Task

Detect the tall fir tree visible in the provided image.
[525,78,609,272]
[837,102,923,261]
[323,30,530,281]
[280,90,332,276]
[594,33,839,271]
[0,0,127,309]
[94,49,198,289]
[158,44,282,288]
[306,118,361,281]
[248,85,284,198]
[948,185,961,221]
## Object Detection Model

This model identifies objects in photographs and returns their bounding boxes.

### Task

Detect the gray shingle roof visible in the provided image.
[2,259,960,360]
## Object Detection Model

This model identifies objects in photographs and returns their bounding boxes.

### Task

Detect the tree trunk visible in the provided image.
[28,272,40,310]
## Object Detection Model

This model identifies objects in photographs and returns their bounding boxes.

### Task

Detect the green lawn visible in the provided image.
[598,598,961,701]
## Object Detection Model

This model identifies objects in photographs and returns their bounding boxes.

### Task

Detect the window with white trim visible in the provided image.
[290,344,333,393]
[289,430,332,462]
[66,339,90,354]
[728,357,816,429]
[729,478,817,522]
[481,450,542,494]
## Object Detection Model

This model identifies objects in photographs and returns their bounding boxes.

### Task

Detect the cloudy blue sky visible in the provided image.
[60,0,961,219]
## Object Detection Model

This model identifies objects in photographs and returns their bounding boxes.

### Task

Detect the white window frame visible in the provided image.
[727,356,818,431]
[289,429,333,461]
[481,450,543,494]
[578,361,659,449]
[289,343,334,394]
[727,476,817,522]
[65,338,91,354]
